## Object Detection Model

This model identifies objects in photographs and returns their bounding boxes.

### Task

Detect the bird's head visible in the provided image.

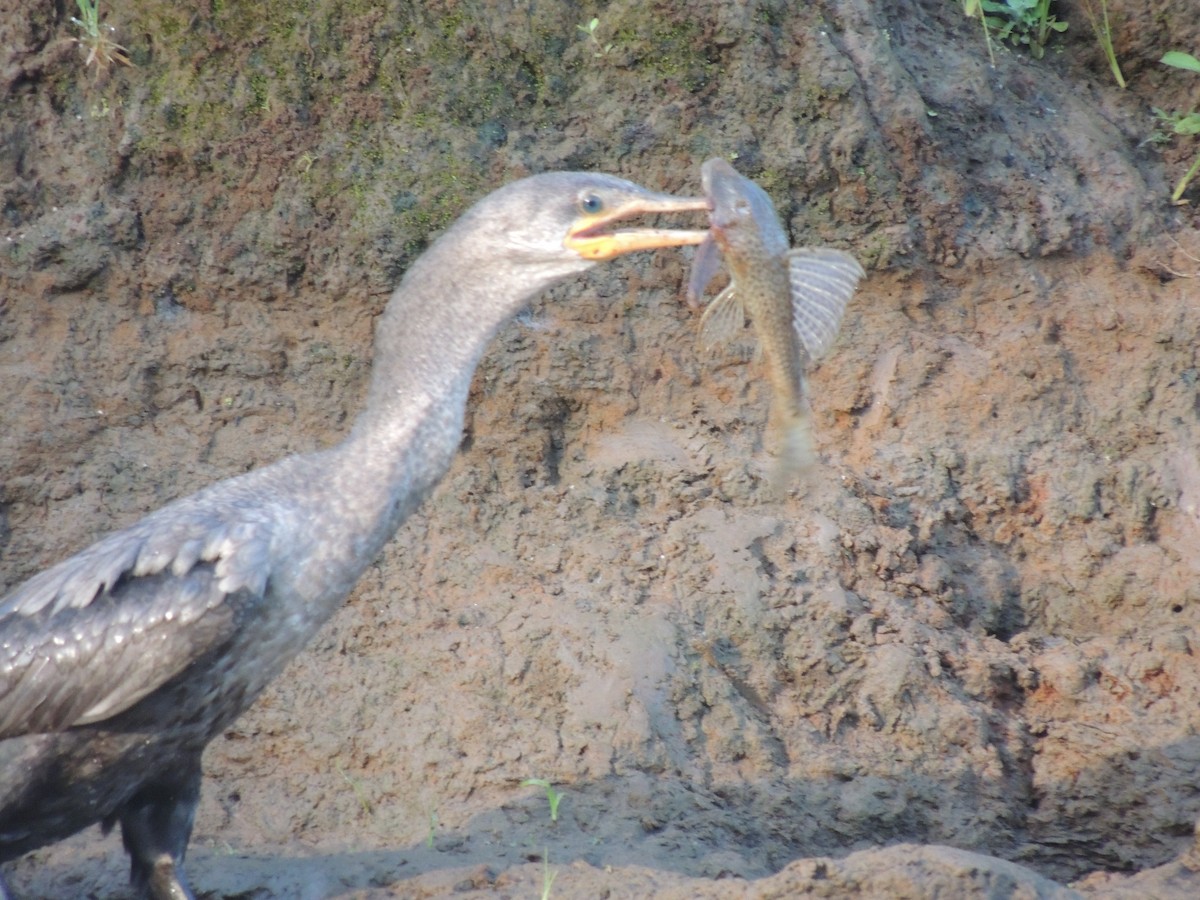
[445,172,709,278]
[555,172,710,261]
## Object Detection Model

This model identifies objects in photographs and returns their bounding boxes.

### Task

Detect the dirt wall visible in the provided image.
[3,0,1200,896]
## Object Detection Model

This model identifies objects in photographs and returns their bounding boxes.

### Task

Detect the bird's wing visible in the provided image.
[0,499,276,738]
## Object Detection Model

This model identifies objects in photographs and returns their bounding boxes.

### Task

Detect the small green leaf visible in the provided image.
[1161,51,1200,74]
[1174,114,1200,136]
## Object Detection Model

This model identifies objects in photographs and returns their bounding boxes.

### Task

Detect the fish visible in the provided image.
[686,157,864,490]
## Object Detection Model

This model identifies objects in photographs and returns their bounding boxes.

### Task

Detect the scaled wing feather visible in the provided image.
[0,512,272,737]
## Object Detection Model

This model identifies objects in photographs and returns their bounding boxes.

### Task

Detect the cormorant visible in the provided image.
[0,172,708,899]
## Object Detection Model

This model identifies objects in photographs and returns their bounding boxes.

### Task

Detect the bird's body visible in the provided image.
[0,172,707,899]
[0,449,402,869]
[686,158,864,489]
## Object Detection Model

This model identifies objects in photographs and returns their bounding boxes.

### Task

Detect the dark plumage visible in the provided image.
[0,172,707,899]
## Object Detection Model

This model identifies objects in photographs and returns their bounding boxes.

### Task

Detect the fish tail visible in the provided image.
[771,408,817,490]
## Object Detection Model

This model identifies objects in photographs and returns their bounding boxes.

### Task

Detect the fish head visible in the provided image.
[700,158,789,258]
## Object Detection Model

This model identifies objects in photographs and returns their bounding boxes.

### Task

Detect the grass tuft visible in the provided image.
[540,851,558,900]
[70,0,133,74]
[1079,0,1124,88]
[521,778,564,822]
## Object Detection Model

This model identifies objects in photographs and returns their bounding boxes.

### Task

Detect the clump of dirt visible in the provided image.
[3,0,1200,897]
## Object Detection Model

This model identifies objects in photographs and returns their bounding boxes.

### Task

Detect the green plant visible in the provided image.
[960,0,1066,61]
[521,778,563,822]
[540,852,558,900]
[70,0,132,72]
[1155,52,1200,204]
[1079,0,1125,88]
[993,0,1067,59]
[577,18,613,57]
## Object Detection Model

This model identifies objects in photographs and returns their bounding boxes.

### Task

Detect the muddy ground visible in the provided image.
[3,0,1200,896]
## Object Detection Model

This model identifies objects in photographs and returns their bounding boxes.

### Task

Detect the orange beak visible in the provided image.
[564,193,710,261]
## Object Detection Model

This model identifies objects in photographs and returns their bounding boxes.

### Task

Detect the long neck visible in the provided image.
[325,233,583,562]
[353,253,499,460]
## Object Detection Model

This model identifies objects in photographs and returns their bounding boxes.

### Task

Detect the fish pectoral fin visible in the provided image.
[697,284,746,350]
[685,233,724,309]
[786,247,865,360]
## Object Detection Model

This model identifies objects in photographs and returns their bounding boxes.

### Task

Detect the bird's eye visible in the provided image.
[579,194,604,215]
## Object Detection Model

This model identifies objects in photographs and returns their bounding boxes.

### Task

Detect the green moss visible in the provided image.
[96,1,585,273]
[122,0,334,153]
[754,168,789,200]
[616,17,714,92]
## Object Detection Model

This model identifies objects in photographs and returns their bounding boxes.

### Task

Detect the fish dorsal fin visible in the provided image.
[786,247,864,360]
[697,284,746,351]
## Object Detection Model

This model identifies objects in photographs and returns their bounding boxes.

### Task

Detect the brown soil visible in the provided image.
[3,0,1200,896]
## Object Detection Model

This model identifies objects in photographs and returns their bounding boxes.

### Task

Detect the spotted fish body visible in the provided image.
[687,158,864,489]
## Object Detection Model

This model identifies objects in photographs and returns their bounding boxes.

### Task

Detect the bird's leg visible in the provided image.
[117,762,201,900]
